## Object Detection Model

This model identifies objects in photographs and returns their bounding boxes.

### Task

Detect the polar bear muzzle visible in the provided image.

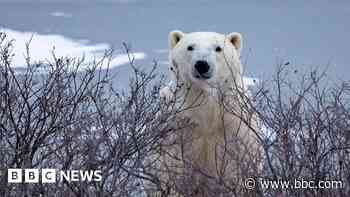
[193,60,212,79]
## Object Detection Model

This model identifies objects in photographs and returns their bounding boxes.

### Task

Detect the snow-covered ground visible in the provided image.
[0,28,146,70]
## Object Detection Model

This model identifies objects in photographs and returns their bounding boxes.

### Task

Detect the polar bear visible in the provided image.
[155,31,261,197]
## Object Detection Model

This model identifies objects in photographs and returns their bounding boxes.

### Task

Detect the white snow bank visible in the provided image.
[0,28,146,70]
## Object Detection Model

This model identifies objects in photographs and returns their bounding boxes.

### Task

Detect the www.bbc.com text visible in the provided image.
[244,178,344,190]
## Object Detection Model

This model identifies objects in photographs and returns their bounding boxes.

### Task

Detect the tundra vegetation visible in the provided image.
[0,32,349,196]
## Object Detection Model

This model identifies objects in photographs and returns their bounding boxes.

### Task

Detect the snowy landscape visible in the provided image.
[0,0,349,196]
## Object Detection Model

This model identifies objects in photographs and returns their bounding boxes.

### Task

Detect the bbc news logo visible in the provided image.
[7,169,102,183]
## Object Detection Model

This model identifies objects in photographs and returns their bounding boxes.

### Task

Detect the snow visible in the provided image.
[0,28,146,70]
[243,77,259,87]
[50,11,72,18]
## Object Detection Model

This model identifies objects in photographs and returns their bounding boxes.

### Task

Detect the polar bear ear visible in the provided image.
[227,32,243,52]
[169,30,184,49]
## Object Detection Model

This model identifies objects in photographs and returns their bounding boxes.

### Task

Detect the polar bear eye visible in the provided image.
[187,45,194,51]
[215,46,222,52]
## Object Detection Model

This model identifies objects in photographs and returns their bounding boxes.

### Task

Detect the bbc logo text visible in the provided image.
[7,169,102,183]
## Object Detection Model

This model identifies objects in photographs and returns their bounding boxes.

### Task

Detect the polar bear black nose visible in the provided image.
[194,60,210,75]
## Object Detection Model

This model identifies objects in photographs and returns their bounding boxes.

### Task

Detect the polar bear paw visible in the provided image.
[159,86,174,104]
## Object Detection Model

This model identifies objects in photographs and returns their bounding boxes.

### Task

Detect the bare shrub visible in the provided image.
[0,31,349,197]
[254,62,350,197]
[0,32,185,197]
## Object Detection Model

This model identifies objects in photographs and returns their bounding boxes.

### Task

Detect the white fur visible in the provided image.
[157,31,259,196]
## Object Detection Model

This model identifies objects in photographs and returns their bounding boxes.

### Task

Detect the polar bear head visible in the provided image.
[168,30,244,93]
